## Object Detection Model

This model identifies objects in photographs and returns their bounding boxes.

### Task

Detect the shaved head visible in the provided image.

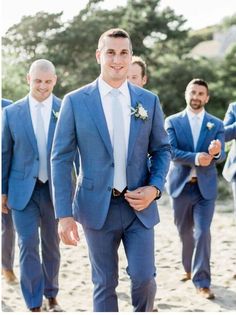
[29,59,56,76]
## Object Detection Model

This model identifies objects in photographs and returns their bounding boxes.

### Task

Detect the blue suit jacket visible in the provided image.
[165,110,225,200]
[2,98,13,108]
[222,102,236,182]
[2,95,61,210]
[51,79,171,229]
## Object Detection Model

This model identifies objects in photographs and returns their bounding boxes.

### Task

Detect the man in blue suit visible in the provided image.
[2,60,62,312]
[2,98,17,284]
[222,102,236,214]
[165,78,225,299]
[51,28,171,312]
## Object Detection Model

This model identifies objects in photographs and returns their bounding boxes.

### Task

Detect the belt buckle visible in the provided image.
[112,188,121,197]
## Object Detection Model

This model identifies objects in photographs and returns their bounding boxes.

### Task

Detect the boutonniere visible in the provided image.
[52,110,59,121]
[206,122,214,130]
[131,102,148,121]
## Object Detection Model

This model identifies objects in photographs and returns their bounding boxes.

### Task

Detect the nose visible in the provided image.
[39,82,47,90]
[112,54,122,63]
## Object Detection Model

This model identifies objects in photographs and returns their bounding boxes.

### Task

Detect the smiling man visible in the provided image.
[51,28,171,312]
[2,59,62,312]
[165,78,226,300]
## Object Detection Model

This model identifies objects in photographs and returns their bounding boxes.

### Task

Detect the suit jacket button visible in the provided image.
[108,187,112,191]
[111,163,114,167]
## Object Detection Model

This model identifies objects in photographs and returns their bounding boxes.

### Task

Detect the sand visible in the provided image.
[2,193,236,313]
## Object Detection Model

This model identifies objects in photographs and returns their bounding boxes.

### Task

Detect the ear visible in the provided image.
[142,75,147,86]
[53,75,58,86]
[26,73,30,85]
[96,49,100,64]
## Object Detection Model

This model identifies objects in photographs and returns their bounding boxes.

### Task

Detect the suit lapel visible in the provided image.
[179,111,194,150]
[47,96,60,156]
[196,113,210,152]
[20,97,38,153]
[127,84,143,162]
[84,80,113,158]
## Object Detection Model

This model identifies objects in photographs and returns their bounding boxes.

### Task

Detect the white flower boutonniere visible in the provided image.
[206,122,214,130]
[52,110,59,121]
[131,102,148,121]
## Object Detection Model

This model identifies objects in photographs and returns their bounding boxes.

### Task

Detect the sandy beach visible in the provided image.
[2,191,236,312]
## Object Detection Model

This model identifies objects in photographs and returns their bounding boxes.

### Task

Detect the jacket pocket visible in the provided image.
[79,177,94,190]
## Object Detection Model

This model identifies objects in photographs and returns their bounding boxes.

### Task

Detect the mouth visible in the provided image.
[38,90,48,93]
[191,100,201,105]
[111,66,123,71]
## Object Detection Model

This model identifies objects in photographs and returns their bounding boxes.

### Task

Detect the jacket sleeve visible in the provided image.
[2,108,13,195]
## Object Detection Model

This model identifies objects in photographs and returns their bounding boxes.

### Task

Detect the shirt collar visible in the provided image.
[29,94,53,108]
[186,106,205,120]
[98,77,129,98]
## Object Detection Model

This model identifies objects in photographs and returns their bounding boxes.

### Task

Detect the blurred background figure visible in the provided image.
[127,56,147,88]
[222,102,236,215]
[2,98,17,284]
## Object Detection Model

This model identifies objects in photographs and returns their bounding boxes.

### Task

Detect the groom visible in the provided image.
[51,28,170,312]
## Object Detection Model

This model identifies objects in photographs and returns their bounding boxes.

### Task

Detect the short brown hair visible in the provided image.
[186,78,209,94]
[131,56,147,78]
[98,28,133,52]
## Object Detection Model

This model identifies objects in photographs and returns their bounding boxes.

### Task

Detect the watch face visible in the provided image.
[156,189,161,198]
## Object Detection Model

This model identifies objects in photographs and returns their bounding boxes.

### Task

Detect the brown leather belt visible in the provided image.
[112,187,127,198]
[189,177,198,184]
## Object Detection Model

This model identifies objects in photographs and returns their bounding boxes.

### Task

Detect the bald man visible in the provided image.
[2,59,62,312]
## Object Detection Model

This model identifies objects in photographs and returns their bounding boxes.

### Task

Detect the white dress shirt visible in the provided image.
[186,107,205,179]
[98,77,131,157]
[29,94,53,143]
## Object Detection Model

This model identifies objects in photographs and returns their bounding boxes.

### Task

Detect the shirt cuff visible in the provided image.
[195,153,200,166]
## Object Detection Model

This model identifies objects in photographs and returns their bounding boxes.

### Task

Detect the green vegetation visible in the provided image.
[2,0,236,119]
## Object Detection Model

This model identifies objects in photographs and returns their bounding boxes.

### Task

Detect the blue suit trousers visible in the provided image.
[11,182,60,309]
[83,196,156,312]
[2,211,15,270]
[172,182,215,288]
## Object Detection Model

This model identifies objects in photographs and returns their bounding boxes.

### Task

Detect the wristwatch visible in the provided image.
[152,186,161,200]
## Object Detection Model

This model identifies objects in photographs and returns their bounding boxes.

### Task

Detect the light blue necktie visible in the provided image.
[191,115,201,150]
[110,89,127,192]
[36,103,48,182]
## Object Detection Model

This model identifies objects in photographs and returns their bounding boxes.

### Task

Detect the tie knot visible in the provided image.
[110,89,120,97]
[36,103,44,109]
[193,115,200,121]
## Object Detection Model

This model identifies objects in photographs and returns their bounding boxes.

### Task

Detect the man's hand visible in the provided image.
[208,139,221,156]
[58,217,80,246]
[2,195,9,214]
[198,152,213,166]
[124,186,157,211]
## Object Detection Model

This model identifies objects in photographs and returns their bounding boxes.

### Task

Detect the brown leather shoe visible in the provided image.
[2,269,17,283]
[180,272,191,282]
[47,297,63,312]
[30,307,41,312]
[197,287,215,299]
